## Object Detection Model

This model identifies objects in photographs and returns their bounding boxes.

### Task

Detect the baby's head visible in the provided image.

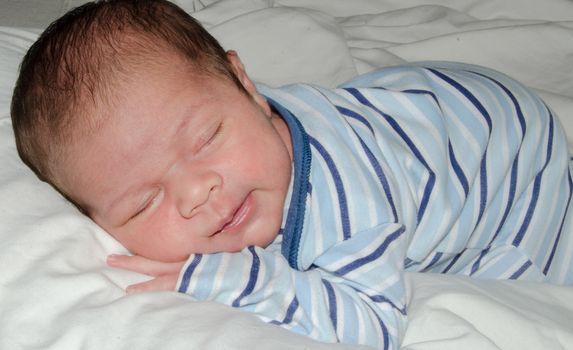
[11,0,293,262]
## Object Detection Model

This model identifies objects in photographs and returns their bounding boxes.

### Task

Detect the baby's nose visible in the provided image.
[169,166,222,219]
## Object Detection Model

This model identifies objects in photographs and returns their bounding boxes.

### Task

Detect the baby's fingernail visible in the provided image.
[107,255,119,264]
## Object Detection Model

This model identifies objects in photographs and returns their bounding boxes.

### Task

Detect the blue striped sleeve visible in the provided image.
[176,223,407,349]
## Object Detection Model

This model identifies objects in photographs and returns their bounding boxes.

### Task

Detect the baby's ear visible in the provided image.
[226,50,252,90]
[226,50,271,116]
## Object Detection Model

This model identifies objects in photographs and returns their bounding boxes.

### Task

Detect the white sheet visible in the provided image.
[1,1,572,349]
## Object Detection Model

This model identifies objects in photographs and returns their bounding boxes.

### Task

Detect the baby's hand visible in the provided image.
[107,254,186,294]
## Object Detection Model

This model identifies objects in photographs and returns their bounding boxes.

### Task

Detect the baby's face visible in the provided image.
[59,55,293,262]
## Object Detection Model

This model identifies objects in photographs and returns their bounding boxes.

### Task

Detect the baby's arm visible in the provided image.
[108,223,407,348]
[176,223,407,349]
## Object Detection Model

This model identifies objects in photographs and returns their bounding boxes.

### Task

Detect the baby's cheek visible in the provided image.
[137,210,187,261]
[137,216,171,260]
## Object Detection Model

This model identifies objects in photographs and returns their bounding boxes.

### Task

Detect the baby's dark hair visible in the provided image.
[11,0,242,192]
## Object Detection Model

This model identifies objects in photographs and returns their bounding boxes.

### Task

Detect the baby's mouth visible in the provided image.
[213,192,253,235]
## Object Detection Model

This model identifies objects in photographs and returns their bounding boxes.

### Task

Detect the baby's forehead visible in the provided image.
[76,46,237,136]
[80,49,188,111]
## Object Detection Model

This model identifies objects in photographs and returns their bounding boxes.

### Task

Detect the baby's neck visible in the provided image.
[271,112,294,162]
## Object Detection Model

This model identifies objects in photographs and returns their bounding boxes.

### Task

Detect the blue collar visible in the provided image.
[266,98,311,269]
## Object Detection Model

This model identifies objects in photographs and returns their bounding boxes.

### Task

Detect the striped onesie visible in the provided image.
[177,62,573,349]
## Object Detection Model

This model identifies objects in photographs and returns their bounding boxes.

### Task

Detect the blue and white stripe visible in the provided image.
[177,62,573,349]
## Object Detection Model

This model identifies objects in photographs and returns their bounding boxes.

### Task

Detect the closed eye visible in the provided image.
[128,190,161,222]
[203,121,223,148]
[129,201,150,220]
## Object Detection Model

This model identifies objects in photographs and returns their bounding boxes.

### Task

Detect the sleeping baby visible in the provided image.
[10,0,573,348]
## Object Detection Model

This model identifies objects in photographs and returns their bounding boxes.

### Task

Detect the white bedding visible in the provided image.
[1,1,572,349]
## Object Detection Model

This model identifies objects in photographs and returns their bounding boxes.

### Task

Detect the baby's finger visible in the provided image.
[126,274,179,294]
[107,254,184,276]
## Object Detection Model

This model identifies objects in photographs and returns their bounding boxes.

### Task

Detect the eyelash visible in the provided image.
[203,122,223,148]
[129,191,158,221]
